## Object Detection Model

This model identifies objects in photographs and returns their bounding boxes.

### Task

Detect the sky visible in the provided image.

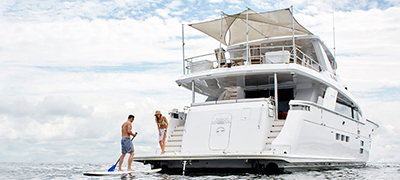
[0,0,399,163]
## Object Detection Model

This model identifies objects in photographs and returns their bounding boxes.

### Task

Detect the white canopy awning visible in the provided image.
[189,8,313,46]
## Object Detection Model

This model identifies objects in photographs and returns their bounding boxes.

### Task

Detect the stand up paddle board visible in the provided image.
[83,168,161,176]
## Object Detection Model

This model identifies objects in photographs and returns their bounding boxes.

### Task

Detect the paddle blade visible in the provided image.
[108,163,117,172]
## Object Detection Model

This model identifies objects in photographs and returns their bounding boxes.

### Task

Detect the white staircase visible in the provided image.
[229,90,237,99]
[165,125,184,154]
[265,119,286,151]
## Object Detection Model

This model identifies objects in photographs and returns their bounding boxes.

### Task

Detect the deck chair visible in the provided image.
[250,45,262,64]
[214,48,227,67]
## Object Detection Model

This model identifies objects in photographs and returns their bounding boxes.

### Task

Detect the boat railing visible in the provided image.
[293,48,323,72]
[184,45,323,74]
[289,100,366,125]
[191,97,272,107]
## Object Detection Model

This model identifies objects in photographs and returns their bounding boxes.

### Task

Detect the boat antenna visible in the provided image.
[332,2,336,57]
[182,24,185,74]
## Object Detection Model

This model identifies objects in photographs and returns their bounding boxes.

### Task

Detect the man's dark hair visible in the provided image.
[128,115,135,119]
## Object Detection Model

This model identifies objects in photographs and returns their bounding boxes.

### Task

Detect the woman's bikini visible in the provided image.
[158,120,167,126]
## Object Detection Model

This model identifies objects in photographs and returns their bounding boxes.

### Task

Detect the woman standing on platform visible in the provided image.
[155,110,168,154]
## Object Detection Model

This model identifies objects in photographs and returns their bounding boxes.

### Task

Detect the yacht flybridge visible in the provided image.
[134,7,379,174]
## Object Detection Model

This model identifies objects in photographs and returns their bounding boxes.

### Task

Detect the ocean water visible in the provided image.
[0,162,399,179]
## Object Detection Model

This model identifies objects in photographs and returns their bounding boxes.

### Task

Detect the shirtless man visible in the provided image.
[118,115,137,171]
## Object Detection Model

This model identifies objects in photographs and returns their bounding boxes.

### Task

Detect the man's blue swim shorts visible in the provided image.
[121,137,134,154]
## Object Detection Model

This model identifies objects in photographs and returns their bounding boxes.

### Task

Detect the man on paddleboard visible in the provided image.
[118,114,137,171]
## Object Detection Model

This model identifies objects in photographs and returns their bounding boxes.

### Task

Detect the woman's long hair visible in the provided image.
[155,114,162,123]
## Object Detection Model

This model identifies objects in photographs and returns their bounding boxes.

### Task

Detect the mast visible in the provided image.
[332,2,336,57]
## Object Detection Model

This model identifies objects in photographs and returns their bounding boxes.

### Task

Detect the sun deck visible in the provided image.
[184,41,324,75]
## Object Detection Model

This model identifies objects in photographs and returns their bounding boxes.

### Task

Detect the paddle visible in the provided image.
[108,132,138,172]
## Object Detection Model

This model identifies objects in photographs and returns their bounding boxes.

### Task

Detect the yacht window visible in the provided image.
[345,136,350,142]
[335,93,359,118]
[245,89,271,99]
[341,134,345,141]
[291,105,310,111]
[361,140,364,146]
[335,102,352,117]
[360,148,364,154]
[319,43,337,70]
[171,113,179,119]
[324,49,337,70]
[352,108,360,120]
[336,133,340,140]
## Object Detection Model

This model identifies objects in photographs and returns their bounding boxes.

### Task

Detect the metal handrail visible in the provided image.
[183,45,324,74]
[294,47,324,72]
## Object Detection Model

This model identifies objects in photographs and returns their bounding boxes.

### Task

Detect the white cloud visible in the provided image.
[0,66,193,161]
[0,16,185,66]
[295,6,400,91]
[209,0,223,3]
[167,0,182,9]
[0,0,399,163]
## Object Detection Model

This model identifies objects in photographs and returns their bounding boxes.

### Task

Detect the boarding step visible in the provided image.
[172,130,184,136]
[168,139,182,142]
[171,134,183,137]
[271,124,284,128]
[165,150,181,154]
[266,138,274,144]
[166,141,182,146]
[271,125,283,131]
[269,132,279,137]
[165,146,182,151]
[230,90,237,98]
[270,129,281,133]
[165,125,185,154]
[165,144,182,147]
[272,119,286,126]
[175,125,185,129]
[168,135,182,140]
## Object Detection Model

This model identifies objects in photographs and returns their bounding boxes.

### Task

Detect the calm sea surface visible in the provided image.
[0,162,399,179]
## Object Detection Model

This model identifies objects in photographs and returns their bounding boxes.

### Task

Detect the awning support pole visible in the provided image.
[192,81,195,104]
[274,73,279,120]
[291,6,296,63]
[246,7,250,65]
[182,24,186,75]
[218,11,223,68]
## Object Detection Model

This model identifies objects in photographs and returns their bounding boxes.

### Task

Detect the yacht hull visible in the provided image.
[134,153,365,174]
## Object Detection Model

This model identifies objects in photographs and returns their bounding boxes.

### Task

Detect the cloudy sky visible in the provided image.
[0,0,399,163]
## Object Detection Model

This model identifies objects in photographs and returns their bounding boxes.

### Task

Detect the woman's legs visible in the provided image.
[161,130,167,154]
[159,140,164,154]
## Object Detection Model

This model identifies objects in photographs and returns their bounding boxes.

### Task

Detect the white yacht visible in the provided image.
[134,7,379,174]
